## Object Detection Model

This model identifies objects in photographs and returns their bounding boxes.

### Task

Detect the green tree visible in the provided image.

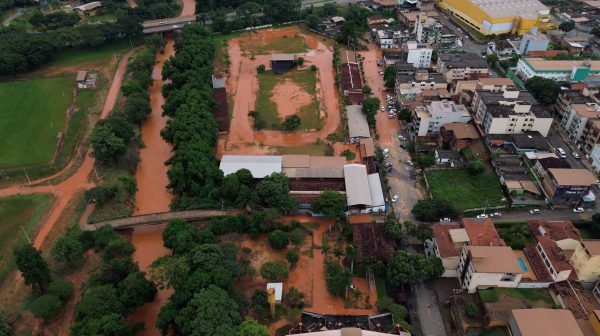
[325,262,351,296]
[70,313,134,336]
[411,199,459,222]
[384,219,403,241]
[14,244,51,292]
[592,27,600,38]
[101,236,135,261]
[48,278,74,301]
[282,114,302,131]
[397,108,411,122]
[485,53,499,65]
[361,97,380,127]
[464,303,478,318]
[311,190,347,220]
[362,85,372,94]
[307,13,319,30]
[506,223,530,249]
[0,313,11,336]
[466,160,485,175]
[383,65,396,89]
[256,172,297,211]
[296,57,304,66]
[149,255,190,290]
[238,317,269,336]
[311,64,318,71]
[30,294,63,320]
[51,235,84,267]
[524,76,560,106]
[260,261,289,281]
[118,271,157,313]
[416,153,435,168]
[163,218,198,255]
[283,287,305,308]
[178,285,241,336]
[235,185,259,212]
[387,251,443,287]
[89,123,127,163]
[559,20,575,35]
[268,230,289,249]
[75,285,124,321]
[256,64,265,73]
[286,249,300,268]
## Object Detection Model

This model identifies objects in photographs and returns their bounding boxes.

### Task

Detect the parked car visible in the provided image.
[380,106,385,112]
[573,207,584,213]
[378,71,384,75]
[476,214,488,219]
[557,147,567,158]
[530,209,541,214]
[391,195,399,203]
[385,162,393,168]
[572,152,581,159]
[405,160,413,166]
[440,218,451,222]
[489,212,501,218]
[382,148,389,155]
[399,144,406,149]
[398,135,406,141]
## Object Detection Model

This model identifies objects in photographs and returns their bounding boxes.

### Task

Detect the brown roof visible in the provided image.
[478,77,515,86]
[527,220,581,242]
[525,57,600,71]
[282,155,310,168]
[511,309,584,336]
[360,138,375,157]
[373,0,398,6]
[433,224,462,258]
[467,245,523,273]
[583,240,600,256]
[282,155,346,168]
[549,168,597,186]
[462,218,506,247]
[537,236,575,273]
[442,123,479,140]
[76,71,87,81]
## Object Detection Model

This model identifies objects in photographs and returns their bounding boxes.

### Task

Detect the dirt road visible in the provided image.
[224,27,340,152]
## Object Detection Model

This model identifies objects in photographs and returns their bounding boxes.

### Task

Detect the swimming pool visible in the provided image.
[517,257,528,272]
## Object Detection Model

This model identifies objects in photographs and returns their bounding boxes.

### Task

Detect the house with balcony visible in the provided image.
[560,102,600,145]
[570,240,600,282]
[412,100,471,137]
[458,245,523,293]
[436,53,489,83]
[472,90,553,137]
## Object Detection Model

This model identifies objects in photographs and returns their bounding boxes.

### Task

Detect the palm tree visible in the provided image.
[235,186,258,213]
[507,223,529,245]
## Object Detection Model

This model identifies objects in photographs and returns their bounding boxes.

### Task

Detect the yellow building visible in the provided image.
[589,310,600,336]
[570,240,600,282]
[437,0,553,36]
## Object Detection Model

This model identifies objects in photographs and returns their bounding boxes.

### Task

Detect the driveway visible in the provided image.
[358,44,424,220]
[412,281,447,336]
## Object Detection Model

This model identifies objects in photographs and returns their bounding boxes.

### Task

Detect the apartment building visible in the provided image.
[516,58,600,84]
[412,100,471,137]
[454,77,516,94]
[518,28,550,55]
[414,13,442,45]
[404,41,432,68]
[436,53,489,82]
[396,69,447,95]
[472,90,553,137]
[458,245,523,293]
[570,240,600,282]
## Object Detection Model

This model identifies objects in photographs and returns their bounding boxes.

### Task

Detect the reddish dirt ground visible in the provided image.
[223,27,340,154]
[272,79,312,118]
[358,45,398,146]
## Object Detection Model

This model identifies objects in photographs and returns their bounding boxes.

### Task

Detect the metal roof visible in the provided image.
[219,155,282,178]
[367,173,385,207]
[283,167,344,179]
[271,54,296,62]
[344,164,373,206]
[346,105,371,138]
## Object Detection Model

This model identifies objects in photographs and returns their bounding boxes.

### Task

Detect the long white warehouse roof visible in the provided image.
[344,164,373,206]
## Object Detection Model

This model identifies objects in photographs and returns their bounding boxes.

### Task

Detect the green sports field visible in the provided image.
[0,76,74,167]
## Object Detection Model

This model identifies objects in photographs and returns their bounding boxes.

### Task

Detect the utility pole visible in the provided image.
[93,165,100,181]
[23,168,31,185]
[47,181,56,196]
[21,227,32,244]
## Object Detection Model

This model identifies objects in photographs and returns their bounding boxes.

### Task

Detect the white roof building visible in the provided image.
[266,282,283,303]
[344,164,372,206]
[219,155,282,178]
[347,105,371,138]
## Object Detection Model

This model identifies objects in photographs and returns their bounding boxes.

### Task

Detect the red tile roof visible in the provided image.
[528,220,581,242]
[433,224,462,258]
[462,218,506,246]
[537,236,576,275]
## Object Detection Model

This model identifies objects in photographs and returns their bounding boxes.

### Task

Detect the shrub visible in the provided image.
[260,261,289,281]
[268,230,289,249]
[289,228,304,245]
[282,115,302,131]
[257,64,265,73]
[296,57,304,66]
[30,294,63,320]
[286,250,300,268]
[49,278,74,301]
[283,287,305,308]
[311,65,317,71]
[341,149,356,160]
[464,303,478,318]
[466,160,485,175]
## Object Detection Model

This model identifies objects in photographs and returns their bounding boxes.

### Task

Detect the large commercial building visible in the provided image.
[437,0,552,36]
[516,58,600,85]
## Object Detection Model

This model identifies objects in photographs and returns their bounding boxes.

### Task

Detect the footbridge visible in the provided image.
[83,209,241,231]
[142,15,196,34]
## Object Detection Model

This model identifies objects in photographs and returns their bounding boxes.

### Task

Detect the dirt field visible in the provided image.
[222,26,341,155]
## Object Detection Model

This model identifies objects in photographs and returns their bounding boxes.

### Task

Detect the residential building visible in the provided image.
[518,28,550,55]
[383,50,404,66]
[487,132,551,153]
[436,53,489,82]
[75,71,98,89]
[431,224,468,277]
[454,77,516,94]
[404,41,432,68]
[440,33,459,50]
[516,58,600,85]
[534,236,574,281]
[527,220,582,251]
[591,144,600,172]
[396,69,447,96]
[570,240,600,282]
[434,149,462,166]
[73,1,102,17]
[377,30,397,49]
[458,245,523,293]
[437,0,552,36]
[439,123,480,151]
[508,309,584,336]
[414,13,442,45]
[292,328,411,336]
[541,168,596,205]
[367,15,387,28]
[560,102,600,144]
[472,90,553,137]
[555,89,595,120]
[412,100,471,137]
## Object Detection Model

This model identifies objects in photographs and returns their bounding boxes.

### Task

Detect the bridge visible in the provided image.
[83,209,241,231]
[142,15,196,34]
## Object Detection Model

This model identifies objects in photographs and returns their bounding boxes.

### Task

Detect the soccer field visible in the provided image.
[0,76,74,167]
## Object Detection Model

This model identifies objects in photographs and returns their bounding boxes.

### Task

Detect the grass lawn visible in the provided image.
[42,40,135,71]
[0,76,74,167]
[425,169,506,210]
[276,142,330,156]
[479,327,508,336]
[479,288,554,305]
[375,277,389,301]
[0,194,53,284]
[256,69,321,130]
[241,35,307,55]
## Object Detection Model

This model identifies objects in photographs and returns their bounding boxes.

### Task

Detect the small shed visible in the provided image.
[271,54,296,74]
[76,71,98,89]
[73,1,102,17]
[266,282,283,304]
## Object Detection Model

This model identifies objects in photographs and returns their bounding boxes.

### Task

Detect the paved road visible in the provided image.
[412,280,446,336]
[301,0,355,8]
[2,8,24,27]
[547,131,585,169]
[489,209,593,223]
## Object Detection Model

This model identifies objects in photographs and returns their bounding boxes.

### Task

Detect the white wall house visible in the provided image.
[405,41,432,68]
[458,245,523,293]
[412,100,471,136]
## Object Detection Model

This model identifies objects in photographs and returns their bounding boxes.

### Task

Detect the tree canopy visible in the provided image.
[387,251,443,287]
[311,191,347,220]
[524,76,560,106]
[411,199,459,222]
[14,244,51,292]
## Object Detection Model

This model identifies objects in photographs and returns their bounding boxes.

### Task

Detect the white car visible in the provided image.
[440,217,451,222]
[382,148,389,155]
[380,106,385,111]
[391,195,399,203]
[572,152,581,159]
[379,71,384,75]
[489,212,501,218]
[530,209,541,215]
[476,214,488,219]
[573,207,585,213]
[398,135,406,141]
[405,160,413,166]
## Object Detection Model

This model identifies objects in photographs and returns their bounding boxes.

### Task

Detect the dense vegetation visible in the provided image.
[0,0,177,76]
